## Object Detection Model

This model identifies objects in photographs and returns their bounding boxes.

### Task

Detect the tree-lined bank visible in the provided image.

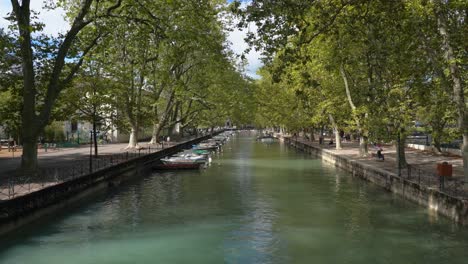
[1,0,466,178]
[1,0,255,174]
[232,0,467,178]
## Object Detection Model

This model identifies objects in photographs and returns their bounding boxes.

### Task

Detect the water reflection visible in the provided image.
[1,135,468,264]
[222,138,283,263]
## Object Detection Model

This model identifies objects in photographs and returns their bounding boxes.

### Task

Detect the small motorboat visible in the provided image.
[193,142,219,151]
[192,149,210,155]
[161,154,207,164]
[154,154,206,170]
[176,153,210,163]
[178,150,212,163]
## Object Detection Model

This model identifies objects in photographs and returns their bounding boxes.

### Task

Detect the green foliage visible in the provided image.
[0,29,22,139]
[43,121,65,142]
[57,0,253,137]
[239,0,465,149]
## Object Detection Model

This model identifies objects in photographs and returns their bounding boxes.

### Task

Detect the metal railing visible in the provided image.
[406,135,430,146]
[402,164,467,198]
[287,137,468,199]
[0,148,154,200]
[0,134,209,200]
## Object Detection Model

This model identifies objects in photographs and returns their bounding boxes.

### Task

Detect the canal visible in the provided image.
[1,133,468,263]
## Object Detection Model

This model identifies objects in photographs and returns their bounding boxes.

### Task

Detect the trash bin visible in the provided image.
[437,162,452,177]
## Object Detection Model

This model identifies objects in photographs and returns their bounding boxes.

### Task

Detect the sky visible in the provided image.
[0,0,262,78]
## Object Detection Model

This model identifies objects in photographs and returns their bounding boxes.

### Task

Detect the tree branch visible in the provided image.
[39,0,94,128]
[60,32,104,88]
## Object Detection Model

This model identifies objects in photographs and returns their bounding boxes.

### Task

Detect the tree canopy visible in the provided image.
[2,0,254,173]
[233,0,467,175]
[2,0,467,177]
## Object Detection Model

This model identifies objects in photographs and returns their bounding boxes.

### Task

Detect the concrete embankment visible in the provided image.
[0,133,221,235]
[286,138,468,225]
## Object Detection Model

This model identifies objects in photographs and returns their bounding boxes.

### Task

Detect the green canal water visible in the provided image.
[1,133,468,264]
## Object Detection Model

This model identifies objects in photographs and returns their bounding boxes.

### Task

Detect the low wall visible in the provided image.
[287,138,468,225]
[0,133,219,235]
[407,143,461,156]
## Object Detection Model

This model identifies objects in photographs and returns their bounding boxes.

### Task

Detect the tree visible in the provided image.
[0,28,22,141]
[62,59,115,155]
[238,0,465,170]
[431,0,467,178]
[9,0,122,173]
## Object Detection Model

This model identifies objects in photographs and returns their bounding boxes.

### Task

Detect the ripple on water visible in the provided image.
[1,136,468,264]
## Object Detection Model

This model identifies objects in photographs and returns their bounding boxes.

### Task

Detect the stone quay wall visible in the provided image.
[286,138,468,225]
[0,133,221,235]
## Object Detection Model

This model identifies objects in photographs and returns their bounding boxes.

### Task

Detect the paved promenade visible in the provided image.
[1,135,464,199]
[0,137,200,199]
[0,141,177,178]
[291,137,464,179]
[2,136,463,178]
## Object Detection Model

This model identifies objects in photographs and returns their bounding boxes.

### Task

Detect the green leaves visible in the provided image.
[241,0,465,149]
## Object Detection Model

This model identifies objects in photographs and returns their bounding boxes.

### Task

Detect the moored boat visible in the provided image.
[192,149,210,155]
[153,163,201,170]
[154,155,206,170]
[154,131,232,170]
[256,135,276,142]
[161,154,207,165]
[193,142,219,151]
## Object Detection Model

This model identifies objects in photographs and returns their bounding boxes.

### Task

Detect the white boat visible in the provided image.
[162,154,207,164]
[193,142,219,151]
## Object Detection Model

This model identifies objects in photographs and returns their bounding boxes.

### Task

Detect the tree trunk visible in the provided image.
[310,127,315,141]
[335,130,342,150]
[149,89,175,144]
[359,136,369,157]
[463,139,468,179]
[340,64,367,155]
[329,114,342,150]
[171,121,181,140]
[13,2,39,174]
[340,64,357,111]
[168,102,181,140]
[155,123,164,144]
[397,133,408,168]
[126,126,139,149]
[20,139,38,175]
[12,0,95,174]
[434,137,442,153]
[149,122,161,144]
